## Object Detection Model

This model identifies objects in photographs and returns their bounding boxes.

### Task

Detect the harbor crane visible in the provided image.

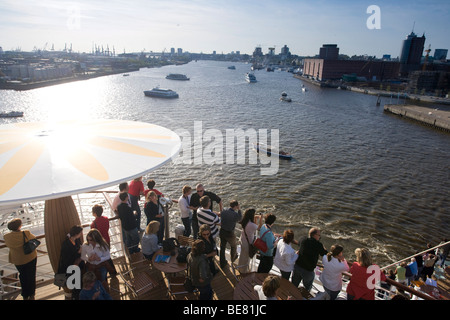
[422,44,431,71]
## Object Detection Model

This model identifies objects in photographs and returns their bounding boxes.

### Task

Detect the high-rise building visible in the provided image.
[399,31,425,76]
[319,44,339,60]
[434,49,448,61]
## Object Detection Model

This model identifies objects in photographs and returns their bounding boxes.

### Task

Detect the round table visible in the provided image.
[152,248,187,275]
[233,272,304,300]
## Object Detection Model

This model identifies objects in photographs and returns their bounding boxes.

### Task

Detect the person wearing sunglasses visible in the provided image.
[189,184,223,239]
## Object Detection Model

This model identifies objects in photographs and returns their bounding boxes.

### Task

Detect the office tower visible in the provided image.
[399,31,425,76]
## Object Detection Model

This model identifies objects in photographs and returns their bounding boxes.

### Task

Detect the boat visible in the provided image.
[266,67,274,72]
[253,142,292,160]
[165,73,190,80]
[280,92,292,102]
[0,111,24,118]
[228,66,236,70]
[144,87,179,98]
[245,73,257,83]
[301,84,307,92]
[123,74,130,77]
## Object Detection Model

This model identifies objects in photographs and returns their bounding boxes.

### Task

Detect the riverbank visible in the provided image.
[0,68,140,91]
[384,104,450,132]
[294,74,450,105]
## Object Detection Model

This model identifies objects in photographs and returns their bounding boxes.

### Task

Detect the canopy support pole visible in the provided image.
[44,196,81,273]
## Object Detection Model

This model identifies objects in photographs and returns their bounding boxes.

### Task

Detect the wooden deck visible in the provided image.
[8,255,240,301]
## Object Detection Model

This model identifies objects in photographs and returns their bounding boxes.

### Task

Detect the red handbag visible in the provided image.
[253,230,270,253]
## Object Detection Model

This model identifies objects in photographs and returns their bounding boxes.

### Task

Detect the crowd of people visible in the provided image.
[2,177,449,301]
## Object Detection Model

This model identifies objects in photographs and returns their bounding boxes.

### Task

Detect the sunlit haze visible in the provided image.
[1,0,449,57]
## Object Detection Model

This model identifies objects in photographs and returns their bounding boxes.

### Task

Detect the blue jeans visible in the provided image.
[123,227,140,254]
[292,264,315,292]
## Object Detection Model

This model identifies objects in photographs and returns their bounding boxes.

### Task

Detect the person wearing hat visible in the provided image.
[3,218,38,300]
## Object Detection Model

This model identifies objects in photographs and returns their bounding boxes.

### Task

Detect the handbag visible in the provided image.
[23,231,41,255]
[244,229,258,258]
[253,230,271,253]
[54,273,67,288]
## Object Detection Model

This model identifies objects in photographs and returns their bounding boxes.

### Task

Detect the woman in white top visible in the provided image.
[319,244,349,300]
[274,229,298,280]
[81,229,111,283]
[238,209,263,272]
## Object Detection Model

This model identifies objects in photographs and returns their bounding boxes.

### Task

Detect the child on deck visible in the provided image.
[79,271,112,300]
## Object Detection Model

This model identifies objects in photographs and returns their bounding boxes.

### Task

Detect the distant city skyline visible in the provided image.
[1,0,449,58]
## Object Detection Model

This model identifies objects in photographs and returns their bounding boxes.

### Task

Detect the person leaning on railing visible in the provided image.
[3,218,38,300]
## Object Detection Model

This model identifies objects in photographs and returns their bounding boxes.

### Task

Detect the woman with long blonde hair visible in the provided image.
[346,248,386,300]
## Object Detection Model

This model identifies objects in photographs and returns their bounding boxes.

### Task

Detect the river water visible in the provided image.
[1,60,449,266]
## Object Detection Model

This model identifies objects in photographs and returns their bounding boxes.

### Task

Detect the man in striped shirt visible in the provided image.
[197,196,221,239]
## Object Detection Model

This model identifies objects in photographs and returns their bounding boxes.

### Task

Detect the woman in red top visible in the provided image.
[90,204,110,245]
[90,204,117,276]
[128,177,145,231]
[346,248,386,300]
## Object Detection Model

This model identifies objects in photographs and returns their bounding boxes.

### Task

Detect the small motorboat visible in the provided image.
[0,111,24,118]
[253,142,292,160]
[280,92,292,102]
[245,72,257,83]
[228,66,236,70]
[301,84,307,92]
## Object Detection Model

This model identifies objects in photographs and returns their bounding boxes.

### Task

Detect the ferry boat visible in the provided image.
[165,73,189,80]
[245,73,257,83]
[0,111,24,118]
[144,87,179,98]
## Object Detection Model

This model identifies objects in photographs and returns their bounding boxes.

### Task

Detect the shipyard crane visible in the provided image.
[422,44,431,71]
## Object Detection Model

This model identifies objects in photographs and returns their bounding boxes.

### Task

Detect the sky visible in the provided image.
[1,0,449,58]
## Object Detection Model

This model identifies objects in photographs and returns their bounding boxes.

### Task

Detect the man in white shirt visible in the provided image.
[112,182,129,215]
[178,185,193,237]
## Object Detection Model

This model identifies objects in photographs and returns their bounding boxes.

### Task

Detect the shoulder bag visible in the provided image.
[23,231,41,255]
[253,229,271,253]
[244,229,259,258]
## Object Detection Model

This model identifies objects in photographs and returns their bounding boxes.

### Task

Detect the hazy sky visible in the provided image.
[1,0,449,58]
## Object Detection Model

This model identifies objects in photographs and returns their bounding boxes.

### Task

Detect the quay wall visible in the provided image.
[293,74,450,105]
[384,104,450,133]
[0,68,139,91]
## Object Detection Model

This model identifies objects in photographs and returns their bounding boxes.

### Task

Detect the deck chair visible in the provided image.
[128,251,150,268]
[167,275,198,300]
[118,269,158,299]
[231,261,250,282]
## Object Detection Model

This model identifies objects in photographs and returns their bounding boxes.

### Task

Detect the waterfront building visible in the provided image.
[399,31,426,77]
[302,44,399,82]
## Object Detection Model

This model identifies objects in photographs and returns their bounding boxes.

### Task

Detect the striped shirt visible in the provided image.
[197,208,221,238]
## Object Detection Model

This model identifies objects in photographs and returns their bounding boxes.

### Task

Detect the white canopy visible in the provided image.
[0,119,181,206]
